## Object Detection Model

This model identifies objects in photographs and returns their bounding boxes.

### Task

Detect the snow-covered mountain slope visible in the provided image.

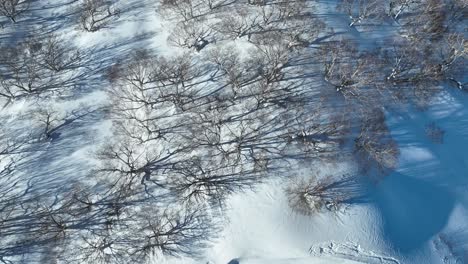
[0,0,466,263]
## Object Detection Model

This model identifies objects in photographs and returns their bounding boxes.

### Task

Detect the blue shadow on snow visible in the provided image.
[371,172,455,253]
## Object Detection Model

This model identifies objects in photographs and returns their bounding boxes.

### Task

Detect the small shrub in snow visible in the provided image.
[425,122,445,144]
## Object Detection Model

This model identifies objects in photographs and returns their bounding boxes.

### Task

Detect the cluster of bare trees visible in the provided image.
[0,0,465,261]
[0,101,213,263]
[0,112,51,263]
[89,6,345,254]
[283,0,466,216]
[52,193,213,263]
[0,176,212,263]
[162,0,325,51]
[335,0,461,28]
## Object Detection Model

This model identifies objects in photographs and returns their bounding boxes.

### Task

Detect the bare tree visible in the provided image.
[380,33,466,105]
[251,40,290,84]
[247,0,267,6]
[205,46,249,98]
[413,0,447,39]
[320,41,379,101]
[166,155,265,205]
[199,0,227,10]
[59,192,214,263]
[280,16,326,49]
[32,106,65,140]
[286,174,363,215]
[400,0,465,41]
[389,0,418,20]
[276,0,308,20]
[30,103,98,141]
[168,19,213,51]
[283,108,349,159]
[0,0,29,23]
[40,34,83,72]
[159,0,200,22]
[338,0,385,27]
[355,109,399,173]
[0,123,24,211]
[77,0,120,32]
[213,5,259,40]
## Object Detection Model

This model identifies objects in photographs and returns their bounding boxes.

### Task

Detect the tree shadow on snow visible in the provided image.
[370,171,455,253]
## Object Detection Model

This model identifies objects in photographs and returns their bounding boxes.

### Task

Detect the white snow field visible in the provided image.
[0,0,466,263]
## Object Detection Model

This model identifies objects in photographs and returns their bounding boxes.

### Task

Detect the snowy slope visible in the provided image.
[0,0,467,264]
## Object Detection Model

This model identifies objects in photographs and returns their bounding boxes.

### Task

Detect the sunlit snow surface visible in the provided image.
[1,0,467,263]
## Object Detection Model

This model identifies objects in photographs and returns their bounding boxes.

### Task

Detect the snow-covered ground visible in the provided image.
[1,0,467,263]
[196,89,468,264]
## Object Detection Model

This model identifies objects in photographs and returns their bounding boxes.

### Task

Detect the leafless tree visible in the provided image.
[401,0,465,41]
[320,41,380,101]
[0,0,29,23]
[166,155,265,205]
[32,106,65,140]
[247,0,267,6]
[205,46,250,98]
[275,0,308,20]
[429,34,466,90]
[159,0,200,22]
[381,33,466,105]
[286,174,363,215]
[355,109,399,173]
[0,124,24,214]
[388,0,418,20]
[199,0,227,10]
[213,5,259,40]
[250,40,290,84]
[30,103,98,141]
[338,0,385,27]
[126,206,212,261]
[40,34,83,72]
[59,193,213,263]
[280,16,326,49]
[108,50,201,114]
[168,19,213,51]
[77,0,120,32]
[414,0,448,39]
[283,107,349,159]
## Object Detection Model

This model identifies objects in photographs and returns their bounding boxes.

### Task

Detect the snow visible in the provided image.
[1,0,467,263]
